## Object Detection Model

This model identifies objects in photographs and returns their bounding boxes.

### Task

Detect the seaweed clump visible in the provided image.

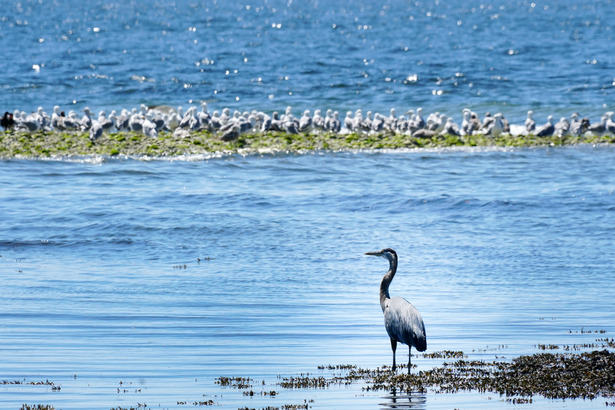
[20,406,55,410]
[278,350,615,402]
[367,350,615,400]
[496,350,615,399]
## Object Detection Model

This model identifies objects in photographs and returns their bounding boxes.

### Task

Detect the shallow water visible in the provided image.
[2,0,615,123]
[1,146,614,408]
[2,0,615,408]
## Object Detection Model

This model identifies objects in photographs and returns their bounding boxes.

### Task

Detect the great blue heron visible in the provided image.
[366,248,427,373]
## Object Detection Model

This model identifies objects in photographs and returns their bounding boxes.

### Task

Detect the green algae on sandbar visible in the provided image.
[1,130,615,158]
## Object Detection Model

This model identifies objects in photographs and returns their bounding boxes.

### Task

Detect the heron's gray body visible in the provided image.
[383,296,427,352]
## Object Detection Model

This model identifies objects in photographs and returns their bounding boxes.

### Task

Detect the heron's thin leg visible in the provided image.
[408,346,412,375]
[390,338,398,372]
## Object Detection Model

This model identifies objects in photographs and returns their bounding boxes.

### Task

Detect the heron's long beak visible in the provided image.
[365,251,382,256]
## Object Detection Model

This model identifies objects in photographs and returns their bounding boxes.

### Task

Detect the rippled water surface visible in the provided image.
[2,0,615,408]
[2,0,615,122]
[1,146,614,408]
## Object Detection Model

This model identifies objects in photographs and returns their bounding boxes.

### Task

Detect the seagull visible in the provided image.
[129,111,144,133]
[284,116,299,134]
[197,102,211,130]
[482,112,494,130]
[329,111,341,133]
[484,113,504,137]
[259,112,272,132]
[33,106,49,129]
[51,106,63,130]
[386,108,397,131]
[432,113,448,134]
[313,109,325,131]
[588,115,607,136]
[371,113,385,133]
[62,111,80,131]
[443,117,460,136]
[89,121,103,141]
[98,111,115,133]
[22,111,41,132]
[554,117,570,137]
[209,110,223,132]
[568,113,588,137]
[81,107,93,131]
[536,115,555,137]
[323,109,333,132]
[299,110,312,133]
[220,108,231,125]
[167,109,181,131]
[220,123,240,141]
[354,109,367,133]
[416,108,426,129]
[363,111,374,131]
[344,111,354,132]
[142,117,158,138]
[525,110,536,133]
[461,109,477,136]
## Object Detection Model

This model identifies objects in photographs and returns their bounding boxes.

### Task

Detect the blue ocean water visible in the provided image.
[2,0,615,123]
[2,1,615,408]
[1,147,615,408]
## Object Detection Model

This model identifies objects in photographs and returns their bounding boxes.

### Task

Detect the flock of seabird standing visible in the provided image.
[2,104,615,142]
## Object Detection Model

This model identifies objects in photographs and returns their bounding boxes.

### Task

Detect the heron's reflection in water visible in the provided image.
[381,387,427,409]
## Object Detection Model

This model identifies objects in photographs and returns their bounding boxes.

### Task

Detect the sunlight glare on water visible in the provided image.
[2,0,615,123]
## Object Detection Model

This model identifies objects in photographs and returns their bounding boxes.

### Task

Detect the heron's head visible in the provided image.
[365,248,397,262]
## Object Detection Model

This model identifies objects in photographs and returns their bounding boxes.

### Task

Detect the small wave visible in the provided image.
[37,155,107,165]
[0,239,55,248]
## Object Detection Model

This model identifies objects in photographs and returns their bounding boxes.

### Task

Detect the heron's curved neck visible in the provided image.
[379,254,397,312]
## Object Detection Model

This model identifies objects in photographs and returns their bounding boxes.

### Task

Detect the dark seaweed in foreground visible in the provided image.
[282,350,615,401]
[497,351,615,399]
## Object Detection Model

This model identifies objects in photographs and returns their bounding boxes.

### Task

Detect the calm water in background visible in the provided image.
[1,147,614,408]
[2,0,615,123]
[1,0,615,408]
